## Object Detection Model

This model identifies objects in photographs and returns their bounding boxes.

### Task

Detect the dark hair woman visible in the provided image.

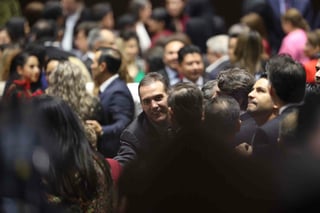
[32,95,114,212]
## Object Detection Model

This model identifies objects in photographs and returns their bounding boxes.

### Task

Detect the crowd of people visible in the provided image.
[1,0,320,212]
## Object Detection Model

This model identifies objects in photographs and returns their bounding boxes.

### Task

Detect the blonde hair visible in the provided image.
[282,8,310,31]
[47,61,100,121]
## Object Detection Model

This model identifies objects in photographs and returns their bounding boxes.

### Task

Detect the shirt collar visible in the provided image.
[99,74,119,93]
[182,76,204,89]
[205,55,229,73]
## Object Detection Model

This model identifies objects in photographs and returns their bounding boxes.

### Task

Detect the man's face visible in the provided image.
[139,81,168,125]
[315,59,320,84]
[247,78,275,116]
[91,51,102,80]
[163,40,184,71]
[179,53,204,83]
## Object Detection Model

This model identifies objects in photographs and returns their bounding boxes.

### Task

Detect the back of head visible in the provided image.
[5,17,27,46]
[24,1,44,27]
[168,82,203,129]
[42,1,63,21]
[203,95,240,142]
[266,54,306,103]
[234,30,263,75]
[98,47,122,74]
[206,34,229,56]
[217,67,255,110]
[202,79,219,104]
[32,95,99,201]
[31,19,57,43]
[91,2,113,22]
[240,12,267,38]
[282,8,309,31]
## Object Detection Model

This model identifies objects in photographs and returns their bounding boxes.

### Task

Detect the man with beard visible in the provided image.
[235,75,278,155]
[114,72,170,166]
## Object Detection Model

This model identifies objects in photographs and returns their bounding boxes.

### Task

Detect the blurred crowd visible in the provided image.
[0,0,320,212]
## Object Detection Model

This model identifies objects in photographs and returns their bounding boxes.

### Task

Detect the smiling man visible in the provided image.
[114,72,170,166]
[177,44,208,88]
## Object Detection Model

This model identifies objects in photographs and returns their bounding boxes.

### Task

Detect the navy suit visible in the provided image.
[99,77,135,158]
[251,105,298,157]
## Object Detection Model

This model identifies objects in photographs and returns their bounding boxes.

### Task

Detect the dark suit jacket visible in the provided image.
[251,105,298,157]
[208,60,231,80]
[233,114,257,147]
[99,77,134,158]
[114,112,169,167]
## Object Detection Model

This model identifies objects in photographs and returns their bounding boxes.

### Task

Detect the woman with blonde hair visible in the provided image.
[279,8,310,63]
[46,60,103,149]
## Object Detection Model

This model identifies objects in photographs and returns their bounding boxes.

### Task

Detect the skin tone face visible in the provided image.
[139,81,168,125]
[75,30,88,54]
[123,38,139,62]
[101,12,115,29]
[45,60,59,84]
[140,2,152,23]
[179,53,204,83]
[17,56,40,83]
[315,59,320,84]
[163,40,185,70]
[228,37,237,63]
[247,78,275,116]
[166,0,185,18]
[0,29,11,45]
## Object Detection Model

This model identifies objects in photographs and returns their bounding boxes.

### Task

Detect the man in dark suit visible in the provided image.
[251,54,306,157]
[235,74,278,155]
[87,47,134,158]
[114,72,170,166]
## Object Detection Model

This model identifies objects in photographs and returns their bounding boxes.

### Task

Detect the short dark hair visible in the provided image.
[177,44,202,64]
[91,3,113,22]
[217,67,255,110]
[168,82,203,128]
[202,80,218,103]
[204,95,240,136]
[266,54,306,103]
[98,47,122,74]
[138,72,169,96]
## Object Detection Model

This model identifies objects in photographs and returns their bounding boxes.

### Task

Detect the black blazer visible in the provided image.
[251,105,298,157]
[114,112,168,166]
